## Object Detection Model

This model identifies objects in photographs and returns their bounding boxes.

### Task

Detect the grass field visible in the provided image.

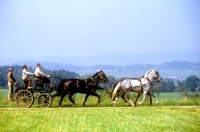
[0,107,199,132]
[0,89,200,132]
[0,89,200,107]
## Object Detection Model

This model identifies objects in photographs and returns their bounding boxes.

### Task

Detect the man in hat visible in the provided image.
[22,64,34,89]
[7,68,17,101]
[34,63,54,89]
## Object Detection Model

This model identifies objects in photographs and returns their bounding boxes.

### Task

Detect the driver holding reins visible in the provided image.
[34,63,54,89]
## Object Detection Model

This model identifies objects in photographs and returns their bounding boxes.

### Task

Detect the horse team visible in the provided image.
[53,69,161,107]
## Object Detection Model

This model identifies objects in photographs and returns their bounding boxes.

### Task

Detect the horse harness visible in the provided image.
[84,72,103,88]
[120,76,153,93]
[138,77,153,87]
[84,78,97,88]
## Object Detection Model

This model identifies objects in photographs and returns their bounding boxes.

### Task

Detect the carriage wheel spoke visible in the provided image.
[15,90,34,108]
[38,93,52,108]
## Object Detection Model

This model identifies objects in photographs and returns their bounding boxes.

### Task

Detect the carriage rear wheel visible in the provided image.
[37,93,52,108]
[15,90,34,108]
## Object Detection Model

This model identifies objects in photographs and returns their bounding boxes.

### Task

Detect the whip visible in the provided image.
[49,63,60,77]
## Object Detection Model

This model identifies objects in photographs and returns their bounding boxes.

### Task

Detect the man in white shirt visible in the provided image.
[22,64,34,89]
[34,63,54,89]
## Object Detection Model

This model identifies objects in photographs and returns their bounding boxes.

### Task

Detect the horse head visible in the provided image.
[144,69,160,82]
[91,70,108,84]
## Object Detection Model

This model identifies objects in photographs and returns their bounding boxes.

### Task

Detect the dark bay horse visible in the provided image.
[53,70,108,107]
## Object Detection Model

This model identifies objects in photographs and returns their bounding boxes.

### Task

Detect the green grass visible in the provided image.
[0,107,199,132]
[0,89,200,107]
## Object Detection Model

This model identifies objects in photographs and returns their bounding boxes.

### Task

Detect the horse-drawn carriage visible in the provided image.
[13,69,160,108]
[14,76,61,108]
[14,70,109,108]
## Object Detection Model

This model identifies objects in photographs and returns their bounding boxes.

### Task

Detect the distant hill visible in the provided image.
[40,50,200,65]
[0,50,199,66]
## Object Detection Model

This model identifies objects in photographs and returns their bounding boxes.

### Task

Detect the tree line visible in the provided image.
[153,75,200,93]
[0,65,199,93]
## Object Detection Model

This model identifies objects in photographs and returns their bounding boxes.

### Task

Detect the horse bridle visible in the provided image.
[140,69,160,87]
[146,69,160,83]
[85,71,107,86]
[98,72,107,83]
[91,71,105,81]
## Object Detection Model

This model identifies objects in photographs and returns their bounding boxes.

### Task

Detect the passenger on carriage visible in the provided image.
[34,63,54,89]
[22,64,34,89]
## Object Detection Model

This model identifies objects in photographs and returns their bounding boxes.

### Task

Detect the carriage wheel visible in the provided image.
[15,90,34,108]
[37,93,52,108]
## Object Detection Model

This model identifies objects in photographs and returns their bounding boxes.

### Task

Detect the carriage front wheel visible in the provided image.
[37,93,52,108]
[15,90,34,108]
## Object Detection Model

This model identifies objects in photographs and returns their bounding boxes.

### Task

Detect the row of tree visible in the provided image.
[153,75,200,93]
[0,65,199,93]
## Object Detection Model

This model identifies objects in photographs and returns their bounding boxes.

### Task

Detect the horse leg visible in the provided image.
[147,92,152,105]
[148,90,159,104]
[59,93,67,107]
[83,94,89,106]
[153,94,159,104]
[111,89,123,106]
[91,92,101,106]
[138,90,147,105]
[68,93,76,107]
[111,96,118,106]
[125,91,134,107]
[121,92,128,106]
[133,91,142,107]
[111,83,121,105]
[111,93,117,106]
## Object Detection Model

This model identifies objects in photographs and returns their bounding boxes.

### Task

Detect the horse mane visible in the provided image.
[144,69,154,77]
[91,70,102,78]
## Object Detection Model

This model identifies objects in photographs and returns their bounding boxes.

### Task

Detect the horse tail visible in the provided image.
[108,80,124,98]
[105,82,117,97]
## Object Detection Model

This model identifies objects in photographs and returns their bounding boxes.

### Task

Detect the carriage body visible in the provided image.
[14,78,58,108]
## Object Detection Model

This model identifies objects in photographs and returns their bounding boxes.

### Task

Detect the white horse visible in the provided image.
[111,69,160,106]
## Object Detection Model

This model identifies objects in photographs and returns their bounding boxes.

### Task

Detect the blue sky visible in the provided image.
[0,0,200,61]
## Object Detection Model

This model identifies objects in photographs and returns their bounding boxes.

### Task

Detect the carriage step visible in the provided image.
[32,89,50,92]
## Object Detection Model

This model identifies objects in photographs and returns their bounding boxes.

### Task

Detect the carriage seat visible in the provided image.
[34,78,44,90]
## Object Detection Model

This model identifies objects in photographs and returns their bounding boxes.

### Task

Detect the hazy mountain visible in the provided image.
[41,50,200,65]
[0,50,199,66]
